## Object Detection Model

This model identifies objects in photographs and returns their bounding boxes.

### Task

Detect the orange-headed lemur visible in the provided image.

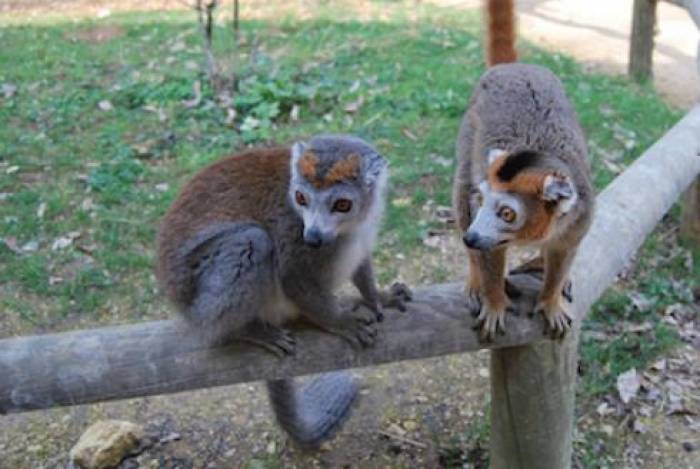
[157,135,411,446]
[452,0,594,340]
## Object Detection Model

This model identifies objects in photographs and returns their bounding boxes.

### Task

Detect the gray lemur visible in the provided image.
[452,63,594,341]
[156,134,411,446]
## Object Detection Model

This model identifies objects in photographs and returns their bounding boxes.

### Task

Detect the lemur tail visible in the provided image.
[486,0,517,66]
[266,371,358,447]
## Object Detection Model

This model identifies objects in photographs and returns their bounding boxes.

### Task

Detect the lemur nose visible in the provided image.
[303,228,323,248]
[463,231,480,249]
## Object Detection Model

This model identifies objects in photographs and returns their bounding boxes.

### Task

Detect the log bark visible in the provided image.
[681,177,700,246]
[629,0,658,82]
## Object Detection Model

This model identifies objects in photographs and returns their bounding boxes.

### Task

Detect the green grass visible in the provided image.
[0,5,685,328]
[0,1,686,337]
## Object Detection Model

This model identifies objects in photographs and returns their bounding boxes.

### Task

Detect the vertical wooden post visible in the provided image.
[681,177,700,246]
[489,332,579,469]
[629,0,658,82]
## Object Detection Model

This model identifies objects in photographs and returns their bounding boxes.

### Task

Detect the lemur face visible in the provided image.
[289,135,387,248]
[463,149,578,251]
[463,180,527,250]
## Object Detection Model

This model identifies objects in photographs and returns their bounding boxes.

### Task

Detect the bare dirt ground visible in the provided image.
[436,0,700,109]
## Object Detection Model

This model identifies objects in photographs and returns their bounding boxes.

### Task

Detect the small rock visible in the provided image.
[617,368,640,404]
[318,442,332,452]
[402,420,418,432]
[387,423,406,436]
[155,183,169,192]
[70,420,145,469]
[601,424,614,436]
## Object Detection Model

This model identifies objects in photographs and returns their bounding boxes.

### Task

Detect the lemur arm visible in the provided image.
[352,258,413,321]
[283,274,377,348]
[536,244,577,338]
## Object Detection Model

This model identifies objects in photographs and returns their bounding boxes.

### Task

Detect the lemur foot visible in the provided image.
[240,323,296,357]
[330,306,378,348]
[465,288,482,318]
[562,280,573,304]
[473,306,507,342]
[536,302,574,339]
[354,282,413,322]
[381,282,413,312]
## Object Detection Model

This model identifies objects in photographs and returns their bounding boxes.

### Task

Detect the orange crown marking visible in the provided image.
[487,154,549,197]
[298,151,319,181]
[299,152,362,189]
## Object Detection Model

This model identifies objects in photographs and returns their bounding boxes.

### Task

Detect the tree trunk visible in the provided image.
[629,0,658,82]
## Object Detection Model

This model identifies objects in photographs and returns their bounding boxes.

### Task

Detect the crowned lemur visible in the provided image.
[156,134,411,446]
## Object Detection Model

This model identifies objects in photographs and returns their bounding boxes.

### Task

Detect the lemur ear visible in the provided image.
[291,141,306,164]
[363,153,388,189]
[487,148,508,166]
[542,173,577,213]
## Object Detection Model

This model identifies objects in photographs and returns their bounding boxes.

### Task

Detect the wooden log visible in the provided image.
[489,107,700,469]
[681,177,700,246]
[1,108,699,418]
[629,0,658,82]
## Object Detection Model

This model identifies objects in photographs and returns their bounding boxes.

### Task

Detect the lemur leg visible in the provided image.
[535,245,577,339]
[284,278,377,348]
[465,249,483,316]
[472,247,511,341]
[506,256,573,304]
[181,223,295,356]
[351,258,412,322]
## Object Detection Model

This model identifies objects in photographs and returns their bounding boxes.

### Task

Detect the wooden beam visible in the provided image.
[489,106,700,469]
[681,177,700,246]
[1,108,700,417]
[629,0,658,82]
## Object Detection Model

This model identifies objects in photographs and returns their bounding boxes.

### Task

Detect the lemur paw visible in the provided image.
[381,282,413,313]
[562,280,573,304]
[464,288,482,318]
[333,305,378,348]
[240,324,296,358]
[473,306,507,342]
[536,302,574,339]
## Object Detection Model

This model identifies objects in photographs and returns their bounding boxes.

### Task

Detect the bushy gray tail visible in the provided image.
[266,371,357,447]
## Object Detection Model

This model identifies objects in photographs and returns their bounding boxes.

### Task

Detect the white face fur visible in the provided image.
[289,138,388,248]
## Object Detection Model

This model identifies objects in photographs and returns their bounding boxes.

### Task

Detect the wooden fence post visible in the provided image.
[489,334,578,469]
[681,177,700,246]
[629,0,658,82]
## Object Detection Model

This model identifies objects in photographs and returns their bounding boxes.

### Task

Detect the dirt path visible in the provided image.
[437,0,700,108]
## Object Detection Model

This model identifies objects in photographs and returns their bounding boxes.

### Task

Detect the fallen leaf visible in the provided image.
[2,237,22,254]
[6,165,19,175]
[401,128,418,141]
[290,104,300,122]
[22,240,39,252]
[343,96,364,113]
[628,292,652,312]
[52,231,81,251]
[155,183,169,192]
[183,80,202,108]
[596,402,613,416]
[1,83,17,99]
[225,108,237,126]
[617,368,640,404]
[36,202,46,219]
[98,100,113,111]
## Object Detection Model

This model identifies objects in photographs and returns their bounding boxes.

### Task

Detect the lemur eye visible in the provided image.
[332,199,353,213]
[498,206,516,223]
[295,191,307,206]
